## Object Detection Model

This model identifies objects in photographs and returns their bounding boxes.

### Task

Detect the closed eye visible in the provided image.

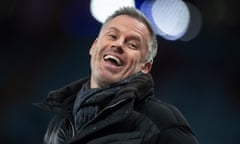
[127,42,138,49]
[108,34,117,40]
[129,43,136,49]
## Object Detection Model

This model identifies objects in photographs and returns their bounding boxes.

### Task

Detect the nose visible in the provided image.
[111,40,123,54]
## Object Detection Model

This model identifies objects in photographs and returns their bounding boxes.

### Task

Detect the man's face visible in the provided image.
[89,15,152,88]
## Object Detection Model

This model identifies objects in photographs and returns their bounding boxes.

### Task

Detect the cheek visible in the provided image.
[91,47,99,60]
[131,53,143,63]
[90,49,99,68]
[127,56,142,70]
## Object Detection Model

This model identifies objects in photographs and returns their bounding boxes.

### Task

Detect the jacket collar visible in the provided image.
[34,72,154,114]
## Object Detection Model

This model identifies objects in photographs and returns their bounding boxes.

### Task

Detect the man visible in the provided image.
[36,7,199,144]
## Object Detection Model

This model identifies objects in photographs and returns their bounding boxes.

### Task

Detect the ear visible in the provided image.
[141,61,152,73]
[89,39,98,55]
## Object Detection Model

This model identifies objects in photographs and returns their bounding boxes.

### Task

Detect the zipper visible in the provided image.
[80,98,128,132]
[69,118,75,137]
[69,98,130,142]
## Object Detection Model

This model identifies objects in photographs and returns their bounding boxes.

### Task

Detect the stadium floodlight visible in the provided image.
[90,0,135,23]
[151,0,190,40]
[140,0,190,40]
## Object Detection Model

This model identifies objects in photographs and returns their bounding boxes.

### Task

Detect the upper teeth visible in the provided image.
[104,55,121,66]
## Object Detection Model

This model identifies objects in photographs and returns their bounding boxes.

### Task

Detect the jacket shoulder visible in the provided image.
[138,97,191,131]
[137,97,199,144]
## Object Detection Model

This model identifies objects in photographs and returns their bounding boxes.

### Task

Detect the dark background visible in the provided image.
[0,0,239,143]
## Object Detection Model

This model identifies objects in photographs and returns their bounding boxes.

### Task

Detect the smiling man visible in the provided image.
[90,14,153,88]
[38,7,199,144]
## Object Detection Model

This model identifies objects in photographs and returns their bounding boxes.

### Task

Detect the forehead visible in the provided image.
[101,15,151,40]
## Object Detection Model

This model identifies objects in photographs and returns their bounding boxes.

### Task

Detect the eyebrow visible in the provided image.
[106,27,120,33]
[106,27,141,42]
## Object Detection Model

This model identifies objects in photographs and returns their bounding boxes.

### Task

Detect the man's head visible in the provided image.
[89,7,158,88]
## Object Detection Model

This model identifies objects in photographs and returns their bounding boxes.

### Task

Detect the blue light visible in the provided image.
[89,0,201,41]
[140,0,191,41]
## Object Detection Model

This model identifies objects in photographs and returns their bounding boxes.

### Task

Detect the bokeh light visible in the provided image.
[90,0,135,23]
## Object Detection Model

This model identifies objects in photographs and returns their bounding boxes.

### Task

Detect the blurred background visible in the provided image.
[0,0,239,143]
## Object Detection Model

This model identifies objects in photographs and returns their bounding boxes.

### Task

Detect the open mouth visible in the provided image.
[103,55,122,66]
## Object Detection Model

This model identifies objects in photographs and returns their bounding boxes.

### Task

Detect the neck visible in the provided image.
[90,76,110,89]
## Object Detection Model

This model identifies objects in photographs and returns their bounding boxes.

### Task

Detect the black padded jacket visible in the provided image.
[36,73,199,144]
